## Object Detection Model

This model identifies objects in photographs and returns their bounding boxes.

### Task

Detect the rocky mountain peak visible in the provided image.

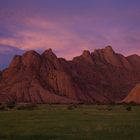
[82,50,91,57]
[93,46,123,67]
[103,45,115,53]
[0,46,140,104]
[21,50,41,69]
[9,55,22,68]
[94,45,115,55]
[43,48,54,55]
[81,50,94,63]
[23,50,40,57]
[126,54,140,70]
[42,48,57,60]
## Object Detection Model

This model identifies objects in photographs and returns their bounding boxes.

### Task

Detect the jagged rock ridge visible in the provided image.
[0,46,140,104]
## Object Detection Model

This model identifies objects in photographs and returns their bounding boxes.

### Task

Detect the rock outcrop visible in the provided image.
[92,46,132,70]
[0,46,140,104]
[122,83,140,104]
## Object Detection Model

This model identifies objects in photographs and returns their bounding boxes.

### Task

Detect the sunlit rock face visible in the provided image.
[122,83,140,104]
[0,46,140,104]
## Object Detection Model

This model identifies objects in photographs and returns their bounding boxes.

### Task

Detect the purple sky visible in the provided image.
[0,0,140,61]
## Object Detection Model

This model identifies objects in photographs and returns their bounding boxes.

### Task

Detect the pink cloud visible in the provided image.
[0,17,96,59]
[0,17,140,60]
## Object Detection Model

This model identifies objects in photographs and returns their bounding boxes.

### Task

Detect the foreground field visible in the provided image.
[0,105,140,140]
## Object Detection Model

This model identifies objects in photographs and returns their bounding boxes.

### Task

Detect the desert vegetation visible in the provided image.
[0,104,139,140]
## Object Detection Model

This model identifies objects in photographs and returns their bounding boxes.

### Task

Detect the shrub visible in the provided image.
[107,107,112,111]
[126,106,132,111]
[67,104,77,110]
[129,102,137,106]
[0,105,8,111]
[16,103,37,110]
[7,101,16,109]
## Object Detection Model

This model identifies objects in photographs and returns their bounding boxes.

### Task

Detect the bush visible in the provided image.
[67,104,78,110]
[126,106,132,111]
[107,107,112,111]
[97,105,113,111]
[129,102,137,106]
[0,105,8,111]
[16,103,37,110]
[7,101,16,109]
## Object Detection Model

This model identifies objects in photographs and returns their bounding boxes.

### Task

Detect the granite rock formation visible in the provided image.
[0,46,140,104]
[122,83,140,104]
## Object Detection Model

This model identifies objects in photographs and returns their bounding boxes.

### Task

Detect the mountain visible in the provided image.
[122,83,140,104]
[0,46,140,104]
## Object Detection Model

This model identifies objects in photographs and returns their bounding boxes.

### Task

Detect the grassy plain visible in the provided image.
[0,105,140,140]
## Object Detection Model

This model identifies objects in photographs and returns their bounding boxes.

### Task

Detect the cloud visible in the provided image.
[0,0,139,69]
[0,15,140,60]
[0,17,96,59]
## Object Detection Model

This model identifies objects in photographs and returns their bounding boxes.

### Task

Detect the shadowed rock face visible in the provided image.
[0,46,140,104]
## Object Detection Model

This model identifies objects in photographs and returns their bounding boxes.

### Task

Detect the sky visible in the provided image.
[0,0,140,66]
